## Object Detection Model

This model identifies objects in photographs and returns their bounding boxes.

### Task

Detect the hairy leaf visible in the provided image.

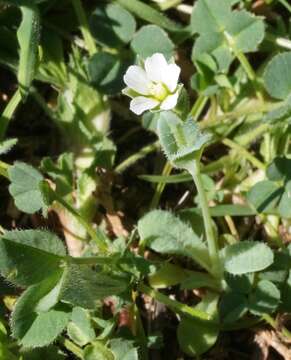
[11,275,70,347]
[222,241,274,275]
[8,162,47,214]
[263,52,291,100]
[17,3,41,98]
[0,229,65,286]
[131,25,174,59]
[138,209,211,272]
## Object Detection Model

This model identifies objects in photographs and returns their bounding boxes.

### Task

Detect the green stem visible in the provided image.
[189,161,222,278]
[157,0,183,11]
[278,0,291,13]
[262,313,291,339]
[0,160,9,179]
[71,0,97,56]
[191,95,208,120]
[115,141,160,173]
[52,189,108,252]
[222,138,265,170]
[138,283,212,321]
[0,88,22,140]
[150,161,173,209]
[62,338,83,359]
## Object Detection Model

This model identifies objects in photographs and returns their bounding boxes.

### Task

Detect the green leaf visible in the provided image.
[11,275,70,347]
[8,162,47,214]
[84,342,114,360]
[177,294,219,356]
[21,346,66,360]
[263,96,291,124]
[263,52,291,100]
[148,263,189,289]
[247,180,282,213]
[116,0,181,32]
[138,209,211,272]
[278,181,291,218]
[110,339,138,360]
[0,229,66,286]
[90,4,136,48]
[157,111,212,170]
[249,280,280,315]
[67,307,95,347]
[60,265,129,309]
[191,1,264,72]
[88,52,127,95]
[17,3,41,98]
[131,25,174,59]
[0,138,17,155]
[223,241,274,275]
[224,273,254,294]
[267,156,291,181]
[38,29,67,87]
[219,292,248,323]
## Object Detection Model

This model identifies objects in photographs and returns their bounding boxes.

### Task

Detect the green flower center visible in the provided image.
[148,82,169,101]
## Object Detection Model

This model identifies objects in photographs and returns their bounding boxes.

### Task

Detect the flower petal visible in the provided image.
[160,92,179,110]
[163,64,181,92]
[130,97,159,115]
[123,66,150,95]
[145,53,168,83]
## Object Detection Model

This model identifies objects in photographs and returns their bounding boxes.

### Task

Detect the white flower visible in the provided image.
[122,53,181,115]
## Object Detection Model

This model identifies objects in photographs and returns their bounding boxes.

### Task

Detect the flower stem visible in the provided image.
[0,88,22,140]
[71,0,97,56]
[150,161,173,209]
[138,283,212,321]
[188,161,222,278]
[115,141,160,173]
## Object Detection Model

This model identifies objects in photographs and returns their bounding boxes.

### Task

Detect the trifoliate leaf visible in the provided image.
[219,292,248,323]
[247,180,282,213]
[177,294,219,356]
[222,241,274,275]
[249,280,280,315]
[67,307,95,347]
[110,338,139,360]
[131,25,174,59]
[88,52,127,95]
[8,162,47,214]
[263,96,291,124]
[90,3,136,48]
[263,52,291,100]
[0,229,66,286]
[157,111,212,170]
[11,274,70,348]
[138,209,211,272]
[191,0,264,73]
[267,156,291,181]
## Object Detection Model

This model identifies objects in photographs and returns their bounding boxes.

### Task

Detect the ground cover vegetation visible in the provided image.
[0,0,291,359]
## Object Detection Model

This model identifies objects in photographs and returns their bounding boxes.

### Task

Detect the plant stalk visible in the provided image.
[71,0,97,56]
[0,88,22,140]
[138,283,212,321]
[188,161,222,278]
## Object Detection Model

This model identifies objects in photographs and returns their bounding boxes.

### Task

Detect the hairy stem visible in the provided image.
[189,161,222,278]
